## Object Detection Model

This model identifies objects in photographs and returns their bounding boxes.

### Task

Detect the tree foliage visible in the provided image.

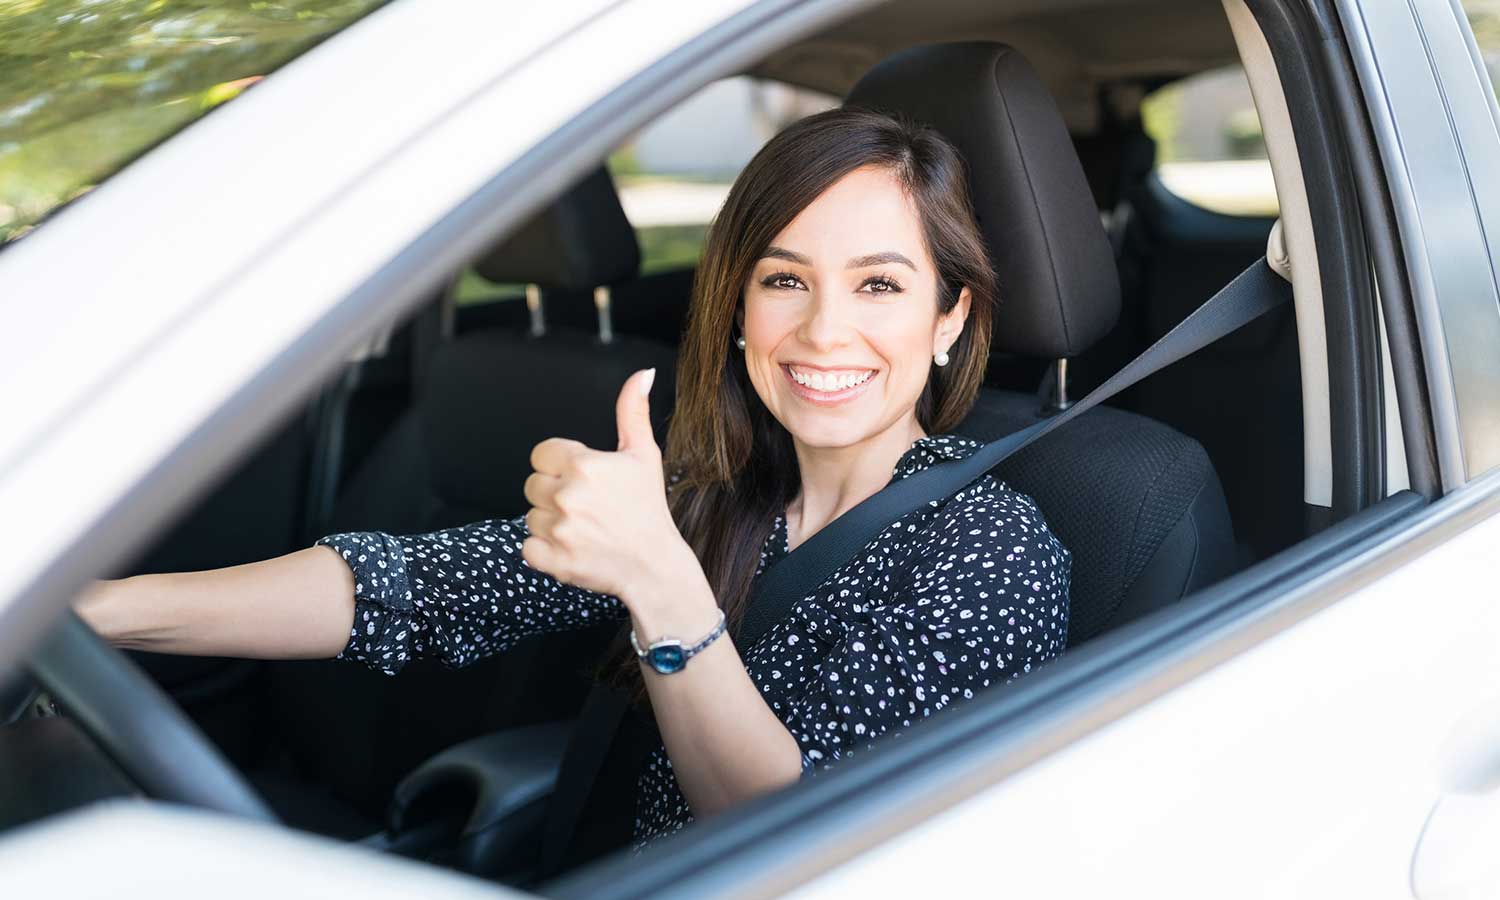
[0,0,386,244]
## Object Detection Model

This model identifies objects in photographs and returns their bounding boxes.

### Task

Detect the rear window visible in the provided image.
[1140,64,1278,217]
[0,0,390,247]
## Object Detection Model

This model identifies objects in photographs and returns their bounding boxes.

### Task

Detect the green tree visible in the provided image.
[0,0,387,243]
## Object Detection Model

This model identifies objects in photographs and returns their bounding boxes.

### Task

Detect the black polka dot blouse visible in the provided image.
[315,433,1072,850]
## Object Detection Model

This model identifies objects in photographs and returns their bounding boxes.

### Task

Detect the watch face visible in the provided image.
[648,643,686,675]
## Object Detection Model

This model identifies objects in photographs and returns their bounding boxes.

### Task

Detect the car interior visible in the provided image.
[1,0,1416,890]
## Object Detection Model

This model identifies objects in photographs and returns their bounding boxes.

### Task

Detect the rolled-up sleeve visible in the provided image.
[315,516,626,675]
[777,486,1072,773]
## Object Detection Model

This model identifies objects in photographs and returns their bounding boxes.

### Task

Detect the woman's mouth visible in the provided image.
[781,363,878,405]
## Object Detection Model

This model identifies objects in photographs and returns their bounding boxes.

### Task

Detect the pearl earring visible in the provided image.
[934,350,950,367]
[735,335,747,350]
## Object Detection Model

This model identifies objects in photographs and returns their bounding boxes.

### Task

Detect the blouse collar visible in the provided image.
[891,432,985,481]
[765,432,986,561]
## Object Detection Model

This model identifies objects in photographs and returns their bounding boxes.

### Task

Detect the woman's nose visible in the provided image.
[795,292,854,352]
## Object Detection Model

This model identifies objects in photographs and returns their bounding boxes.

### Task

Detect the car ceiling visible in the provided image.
[748,0,1240,131]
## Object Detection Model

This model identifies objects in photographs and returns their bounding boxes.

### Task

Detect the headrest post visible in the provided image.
[594,285,614,344]
[1044,358,1074,414]
[438,274,458,340]
[525,283,546,337]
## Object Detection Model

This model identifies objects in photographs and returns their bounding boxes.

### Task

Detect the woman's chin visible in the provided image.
[781,413,884,452]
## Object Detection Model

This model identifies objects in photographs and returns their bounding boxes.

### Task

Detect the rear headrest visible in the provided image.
[475,166,640,289]
[846,42,1121,359]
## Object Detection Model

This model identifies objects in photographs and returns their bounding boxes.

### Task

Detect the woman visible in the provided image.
[78,107,1072,851]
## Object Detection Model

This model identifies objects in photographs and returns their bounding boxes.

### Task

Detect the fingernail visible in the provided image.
[640,368,656,396]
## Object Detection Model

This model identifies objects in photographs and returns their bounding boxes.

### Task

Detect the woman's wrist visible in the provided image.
[622,541,721,644]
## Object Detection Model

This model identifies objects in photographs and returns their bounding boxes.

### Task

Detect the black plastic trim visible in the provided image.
[1246,0,1386,518]
[1321,1,1441,499]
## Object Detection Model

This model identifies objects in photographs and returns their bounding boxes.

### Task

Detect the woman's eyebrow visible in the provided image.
[761,246,811,265]
[847,251,917,271]
[759,246,917,271]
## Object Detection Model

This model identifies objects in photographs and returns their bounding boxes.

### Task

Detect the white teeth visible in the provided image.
[789,367,873,392]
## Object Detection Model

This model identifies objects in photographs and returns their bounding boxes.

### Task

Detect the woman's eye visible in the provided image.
[762,272,804,291]
[861,275,903,294]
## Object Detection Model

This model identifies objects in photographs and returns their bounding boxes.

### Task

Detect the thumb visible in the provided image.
[616,368,658,455]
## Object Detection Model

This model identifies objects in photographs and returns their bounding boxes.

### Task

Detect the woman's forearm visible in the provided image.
[75,546,357,660]
[642,632,803,816]
[628,557,803,817]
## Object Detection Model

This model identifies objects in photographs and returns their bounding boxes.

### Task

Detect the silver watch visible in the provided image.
[630,609,728,674]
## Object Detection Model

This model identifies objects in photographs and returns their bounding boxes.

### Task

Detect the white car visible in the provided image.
[2,0,1498,897]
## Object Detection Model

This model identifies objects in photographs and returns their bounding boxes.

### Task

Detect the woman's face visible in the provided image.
[740,164,971,453]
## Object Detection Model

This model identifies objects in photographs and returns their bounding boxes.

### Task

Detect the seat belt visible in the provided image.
[537,257,1290,876]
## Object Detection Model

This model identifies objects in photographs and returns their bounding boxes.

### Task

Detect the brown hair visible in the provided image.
[611,106,996,696]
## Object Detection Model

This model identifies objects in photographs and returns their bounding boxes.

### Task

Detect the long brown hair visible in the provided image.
[611,107,996,696]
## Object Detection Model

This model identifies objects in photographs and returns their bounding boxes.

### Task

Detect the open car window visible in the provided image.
[0,0,390,248]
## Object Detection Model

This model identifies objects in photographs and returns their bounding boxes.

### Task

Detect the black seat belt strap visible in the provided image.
[537,685,630,878]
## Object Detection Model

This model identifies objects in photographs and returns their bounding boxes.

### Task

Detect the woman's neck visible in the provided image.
[785,415,928,552]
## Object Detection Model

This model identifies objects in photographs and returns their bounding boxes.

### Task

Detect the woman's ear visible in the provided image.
[936,286,972,354]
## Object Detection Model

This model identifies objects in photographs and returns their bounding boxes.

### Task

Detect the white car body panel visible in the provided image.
[0,803,519,897]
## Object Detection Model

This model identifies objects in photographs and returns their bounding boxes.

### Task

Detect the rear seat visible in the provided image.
[1093,168,1300,561]
[260,168,678,831]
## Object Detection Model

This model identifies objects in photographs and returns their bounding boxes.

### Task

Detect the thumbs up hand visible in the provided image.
[522,369,702,610]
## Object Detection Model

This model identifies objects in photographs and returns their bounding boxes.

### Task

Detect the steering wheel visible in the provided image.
[25,611,278,823]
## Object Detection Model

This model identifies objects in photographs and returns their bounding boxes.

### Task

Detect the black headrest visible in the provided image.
[846,42,1121,359]
[475,166,641,289]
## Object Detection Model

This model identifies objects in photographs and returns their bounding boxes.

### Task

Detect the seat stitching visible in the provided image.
[993,47,1072,351]
[1122,440,1192,591]
[1179,481,1207,593]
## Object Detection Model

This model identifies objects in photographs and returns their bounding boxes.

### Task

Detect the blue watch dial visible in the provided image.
[647,643,686,674]
[631,609,726,675]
